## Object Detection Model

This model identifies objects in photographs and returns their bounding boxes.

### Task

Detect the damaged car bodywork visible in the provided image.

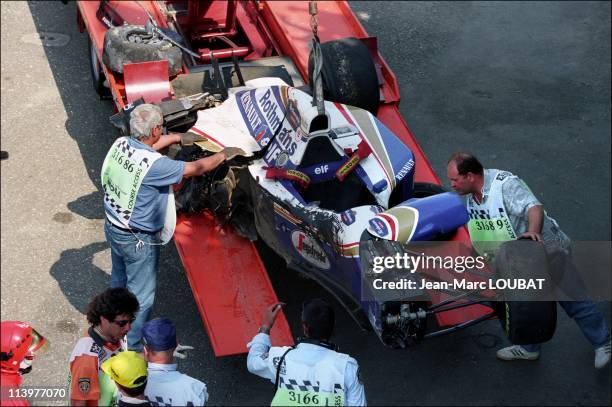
[78,0,556,354]
[173,78,471,347]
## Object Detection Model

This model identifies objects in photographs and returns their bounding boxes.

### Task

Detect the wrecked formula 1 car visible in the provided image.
[78,0,556,353]
[169,77,556,348]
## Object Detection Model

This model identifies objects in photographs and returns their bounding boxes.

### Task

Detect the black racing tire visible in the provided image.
[494,239,557,345]
[89,36,111,98]
[308,37,380,115]
[102,25,183,76]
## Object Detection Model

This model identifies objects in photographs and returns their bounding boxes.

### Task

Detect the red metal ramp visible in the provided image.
[174,212,294,356]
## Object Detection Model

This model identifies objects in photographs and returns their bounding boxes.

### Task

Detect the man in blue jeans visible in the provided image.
[102,103,245,351]
[447,152,610,369]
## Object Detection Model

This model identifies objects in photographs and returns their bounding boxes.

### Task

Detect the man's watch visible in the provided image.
[258,326,271,334]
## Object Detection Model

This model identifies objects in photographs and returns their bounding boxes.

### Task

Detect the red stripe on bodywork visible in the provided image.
[335,103,392,188]
[378,213,396,240]
[190,127,226,148]
[334,102,355,125]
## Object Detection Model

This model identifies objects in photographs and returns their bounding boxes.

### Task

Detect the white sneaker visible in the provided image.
[496,345,540,361]
[594,340,611,369]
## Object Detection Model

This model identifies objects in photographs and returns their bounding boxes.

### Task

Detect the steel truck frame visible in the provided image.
[75,0,524,357]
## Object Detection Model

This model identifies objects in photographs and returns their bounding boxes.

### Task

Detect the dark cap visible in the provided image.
[302,298,335,340]
[141,318,178,351]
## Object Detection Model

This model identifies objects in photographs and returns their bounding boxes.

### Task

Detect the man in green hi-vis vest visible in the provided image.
[447,152,610,369]
[101,103,246,352]
[247,299,366,406]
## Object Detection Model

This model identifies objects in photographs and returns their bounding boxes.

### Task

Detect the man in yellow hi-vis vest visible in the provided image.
[447,152,610,369]
[247,299,366,406]
[101,104,245,352]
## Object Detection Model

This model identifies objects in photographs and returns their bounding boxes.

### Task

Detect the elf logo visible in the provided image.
[314,164,329,175]
[291,230,330,270]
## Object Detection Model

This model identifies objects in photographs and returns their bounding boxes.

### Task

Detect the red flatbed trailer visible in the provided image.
[76,0,490,357]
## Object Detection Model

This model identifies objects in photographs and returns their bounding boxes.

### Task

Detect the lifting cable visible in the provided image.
[309,1,325,116]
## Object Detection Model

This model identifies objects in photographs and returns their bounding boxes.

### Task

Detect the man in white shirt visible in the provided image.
[447,152,610,369]
[247,299,366,406]
[142,318,208,406]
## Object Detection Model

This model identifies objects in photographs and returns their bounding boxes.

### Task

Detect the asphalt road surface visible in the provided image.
[1,1,610,405]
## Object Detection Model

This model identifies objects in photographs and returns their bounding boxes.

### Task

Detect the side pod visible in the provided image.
[367,193,469,242]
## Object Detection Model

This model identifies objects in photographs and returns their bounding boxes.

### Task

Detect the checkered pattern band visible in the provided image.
[469,207,507,220]
[103,189,131,222]
[118,139,152,169]
[145,395,195,406]
[279,377,343,394]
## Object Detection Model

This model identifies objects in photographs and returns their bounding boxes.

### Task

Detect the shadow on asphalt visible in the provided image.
[27,0,115,332]
[27,1,115,221]
[49,241,111,314]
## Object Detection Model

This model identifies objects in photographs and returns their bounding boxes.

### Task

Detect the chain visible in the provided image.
[309,1,318,38]
[308,1,325,116]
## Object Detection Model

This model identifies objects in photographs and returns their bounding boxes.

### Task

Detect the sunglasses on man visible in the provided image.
[112,318,136,327]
